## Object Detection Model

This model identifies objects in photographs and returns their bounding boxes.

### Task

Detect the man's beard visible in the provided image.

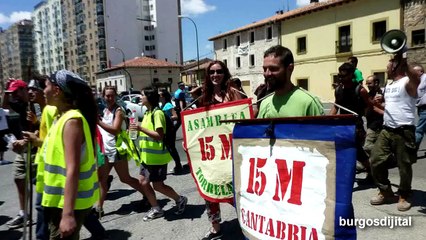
[265,76,285,92]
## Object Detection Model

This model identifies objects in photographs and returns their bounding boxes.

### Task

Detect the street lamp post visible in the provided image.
[178,15,200,85]
[110,46,133,91]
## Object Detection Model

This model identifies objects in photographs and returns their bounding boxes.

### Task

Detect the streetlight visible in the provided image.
[178,15,200,85]
[110,46,133,91]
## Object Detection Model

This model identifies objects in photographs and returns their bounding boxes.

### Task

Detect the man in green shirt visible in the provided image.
[348,56,363,84]
[257,45,324,118]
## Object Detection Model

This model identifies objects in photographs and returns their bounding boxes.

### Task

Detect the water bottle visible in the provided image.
[129,110,138,140]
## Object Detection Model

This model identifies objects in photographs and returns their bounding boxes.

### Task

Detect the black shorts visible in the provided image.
[139,163,168,182]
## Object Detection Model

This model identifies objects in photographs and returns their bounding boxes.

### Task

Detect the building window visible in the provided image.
[168,78,173,83]
[412,29,425,46]
[336,25,351,53]
[372,20,386,42]
[153,78,159,83]
[373,72,386,87]
[223,59,227,66]
[266,26,272,40]
[249,54,255,67]
[250,31,255,43]
[236,57,241,68]
[223,39,227,50]
[297,79,308,90]
[297,36,306,54]
[236,35,241,47]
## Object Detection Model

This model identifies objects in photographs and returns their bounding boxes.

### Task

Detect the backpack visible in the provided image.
[151,107,175,150]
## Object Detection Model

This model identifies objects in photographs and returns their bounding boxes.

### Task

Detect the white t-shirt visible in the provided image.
[383,76,416,128]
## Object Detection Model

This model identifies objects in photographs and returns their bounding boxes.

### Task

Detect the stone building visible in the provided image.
[403,0,426,67]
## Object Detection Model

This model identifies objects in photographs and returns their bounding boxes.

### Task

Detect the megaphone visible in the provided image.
[380,29,407,53]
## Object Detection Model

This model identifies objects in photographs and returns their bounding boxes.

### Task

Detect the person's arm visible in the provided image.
[329,105,338,115]
[97,108,123,135]
[405,62,421,97]
[60,118,83,237]
[129,111,164,141]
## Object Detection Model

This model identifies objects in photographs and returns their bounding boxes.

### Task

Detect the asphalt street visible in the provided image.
[1,122,426,240]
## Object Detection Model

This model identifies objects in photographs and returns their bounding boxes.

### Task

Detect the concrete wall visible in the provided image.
[213,23,281,97]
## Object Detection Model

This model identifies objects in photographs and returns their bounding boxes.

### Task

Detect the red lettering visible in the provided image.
[289,224,299,240]
[218,133,232,160]
[273,159,305,205]
[246,157,267,196]
[198,136,215,160]
[309,228,318,240]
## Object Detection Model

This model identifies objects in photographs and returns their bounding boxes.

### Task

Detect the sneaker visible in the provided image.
[0,160,11,165]
[370,188,395,205]
[6,215,25,229]
[169,166,183,174]
[397,196,412,211]
[174,196,188,215]
[355,161,366,173]
[143,208,164,221]
[202,229,223,240]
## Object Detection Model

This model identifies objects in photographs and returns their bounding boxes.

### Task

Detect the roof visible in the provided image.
[181,61,213,73]
[208,0,355,40]
[115,56,182,68]
[97,56,182,74]
[182,58,213,71]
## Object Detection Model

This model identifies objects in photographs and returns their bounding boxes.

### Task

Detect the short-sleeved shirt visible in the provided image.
[140,109,171,165]
[174,89,186,111]
[353,68,363,83]
[162,102,174,118]
[257,87,324,118]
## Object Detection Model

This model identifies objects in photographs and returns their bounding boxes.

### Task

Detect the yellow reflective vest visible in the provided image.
[35,105,58,193]
[40,109,99,210]
[139,109,171,165]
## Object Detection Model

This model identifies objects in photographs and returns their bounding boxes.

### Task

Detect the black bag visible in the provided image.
[151,108,175,149]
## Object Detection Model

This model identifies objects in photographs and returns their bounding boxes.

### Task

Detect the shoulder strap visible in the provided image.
[111,105,122,121]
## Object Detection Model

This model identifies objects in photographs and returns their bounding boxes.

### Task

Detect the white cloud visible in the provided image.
[9,11,32,22]
[296,0,327,7]
[181,0,216,16]
[0,11,32,25]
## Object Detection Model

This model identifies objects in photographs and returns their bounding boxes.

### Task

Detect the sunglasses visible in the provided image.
[208,69,224,75]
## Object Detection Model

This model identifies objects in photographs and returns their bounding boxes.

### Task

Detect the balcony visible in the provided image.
[335,38,352,55]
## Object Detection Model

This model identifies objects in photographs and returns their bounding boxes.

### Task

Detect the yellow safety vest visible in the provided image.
[41,109,99,210]
[139,109,171,165]
[116,131,141,164]
[35,105,58,193]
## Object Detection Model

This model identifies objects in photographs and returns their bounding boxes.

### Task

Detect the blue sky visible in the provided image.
[0,0,324,61]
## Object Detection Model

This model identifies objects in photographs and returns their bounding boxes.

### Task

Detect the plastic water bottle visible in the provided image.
[129,110,138,140]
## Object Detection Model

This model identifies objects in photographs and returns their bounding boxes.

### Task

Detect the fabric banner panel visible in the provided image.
[182,99,254,203]
[232,117,357,240]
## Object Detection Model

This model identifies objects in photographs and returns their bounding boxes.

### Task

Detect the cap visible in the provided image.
[178,82,185,87]
[49,70,87,95]
[28,79,44,91]
[6,80,28,93]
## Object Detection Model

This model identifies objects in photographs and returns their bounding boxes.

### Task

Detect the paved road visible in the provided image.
[1,125,425,240]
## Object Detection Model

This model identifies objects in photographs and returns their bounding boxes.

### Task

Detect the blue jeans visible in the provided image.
[415,108,426,147]
[36,193,49,240]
